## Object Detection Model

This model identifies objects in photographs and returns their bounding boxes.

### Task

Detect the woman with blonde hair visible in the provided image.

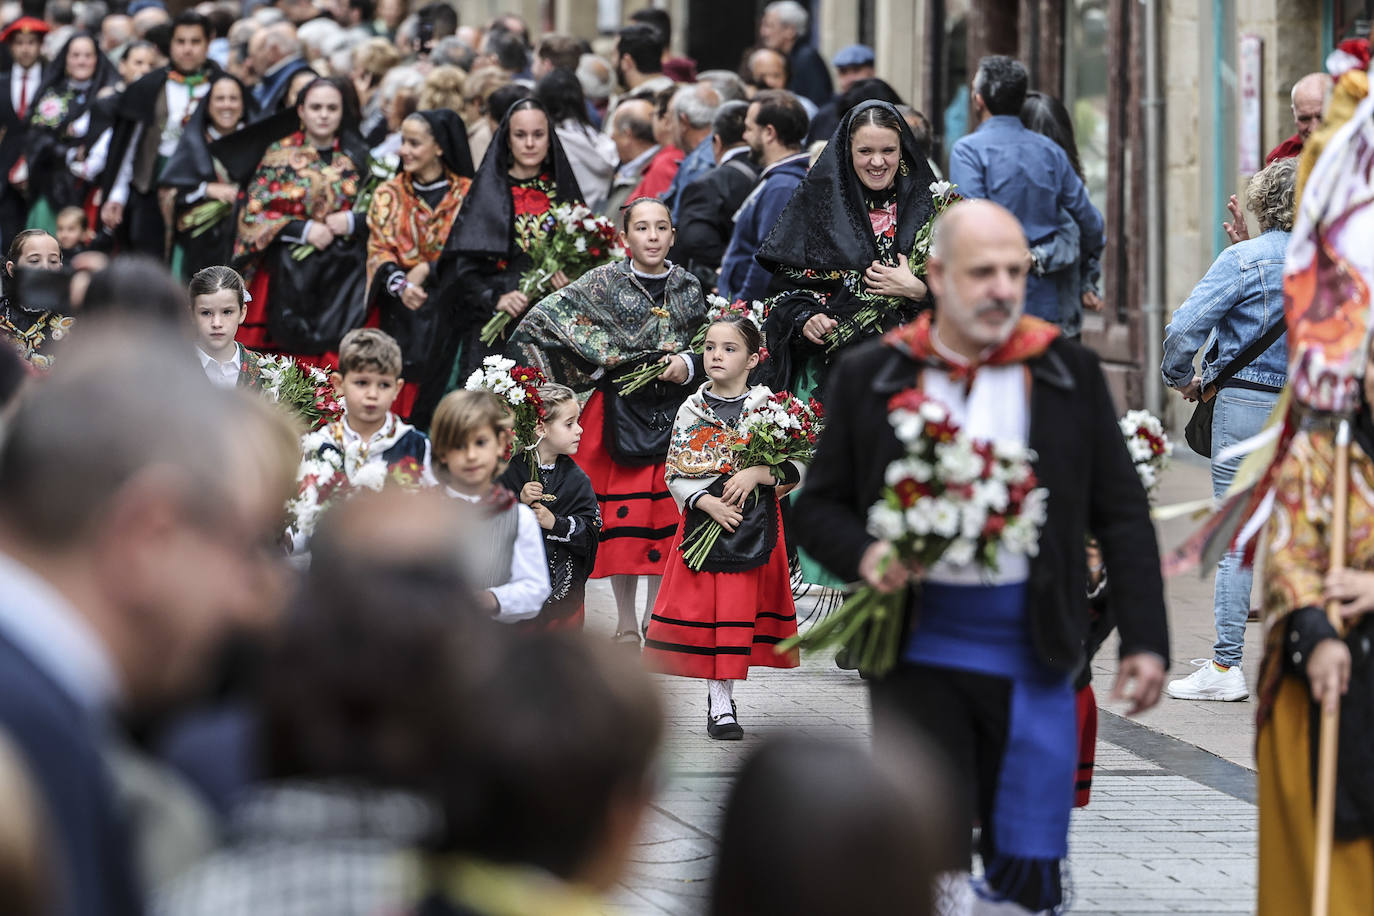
[419,65,466,113]
[459,66,512,165]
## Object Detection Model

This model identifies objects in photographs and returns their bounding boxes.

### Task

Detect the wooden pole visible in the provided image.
[1312,419,1351,916]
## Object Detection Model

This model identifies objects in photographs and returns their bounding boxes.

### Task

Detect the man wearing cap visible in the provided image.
[808,43,875,142]
[0,16,48,246]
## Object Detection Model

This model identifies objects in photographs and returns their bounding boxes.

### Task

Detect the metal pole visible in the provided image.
[1141,0,1165,415]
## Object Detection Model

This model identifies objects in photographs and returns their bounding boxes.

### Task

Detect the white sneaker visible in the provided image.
[1165,658,1249,701]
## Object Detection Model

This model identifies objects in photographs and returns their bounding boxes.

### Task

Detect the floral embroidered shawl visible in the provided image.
[663,383,774,509]
[234,132,362,259]
[509,259,706,389]
[365,168,471,290]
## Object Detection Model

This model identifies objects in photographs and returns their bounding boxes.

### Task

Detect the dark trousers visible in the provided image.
[870,662,1060,909]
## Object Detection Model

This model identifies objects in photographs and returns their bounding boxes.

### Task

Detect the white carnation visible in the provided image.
[351,462,387,492]
[943,537,976,567]
[867,503,906,540]
[972,478,1009,513]
[905,504,933,536]
[918,399,948,424]
[928,498,960,539]
[937,440,983,485]
[464,369,485,390]
[574,235,588,253]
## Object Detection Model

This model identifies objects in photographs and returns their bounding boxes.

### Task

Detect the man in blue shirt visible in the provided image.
[949,56,1104,326]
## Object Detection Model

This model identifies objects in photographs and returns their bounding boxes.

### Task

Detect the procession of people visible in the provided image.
[2,1,1374,914]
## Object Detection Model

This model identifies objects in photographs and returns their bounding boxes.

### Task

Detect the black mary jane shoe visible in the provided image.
[706,701,744,740]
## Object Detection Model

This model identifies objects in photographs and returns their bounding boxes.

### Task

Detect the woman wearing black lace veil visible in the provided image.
[756,100,936,402]
[412,97,583,427]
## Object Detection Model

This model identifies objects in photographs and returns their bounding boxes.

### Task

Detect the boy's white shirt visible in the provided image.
[443,486,551,623]
[325,409,439,488]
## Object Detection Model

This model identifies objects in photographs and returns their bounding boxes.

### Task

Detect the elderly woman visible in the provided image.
[1161,156,1296,703]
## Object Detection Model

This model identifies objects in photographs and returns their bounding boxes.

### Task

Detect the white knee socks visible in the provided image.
[708,679,735,720]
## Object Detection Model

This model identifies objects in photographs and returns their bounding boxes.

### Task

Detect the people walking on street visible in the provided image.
[1161,157,1295,703]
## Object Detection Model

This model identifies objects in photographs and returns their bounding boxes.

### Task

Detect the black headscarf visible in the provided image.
[756,100,936,274]
[442,98,583,260]
[24,32,117,134]
[412,109,475,180]
[208,85,370,185]
[159,74,258,188]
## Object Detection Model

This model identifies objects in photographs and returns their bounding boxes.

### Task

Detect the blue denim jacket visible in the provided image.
[1160,227,1290,390]
[949,115,1104,323]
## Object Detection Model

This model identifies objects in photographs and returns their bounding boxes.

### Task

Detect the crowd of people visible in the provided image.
[7,0,1372,913]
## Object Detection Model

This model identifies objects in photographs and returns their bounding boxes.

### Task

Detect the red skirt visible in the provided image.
[575,390,678,578]
[1074,684,1098,807]
[641,513,800,681]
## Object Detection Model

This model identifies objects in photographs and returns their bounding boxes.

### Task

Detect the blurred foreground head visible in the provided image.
[0,318,299,708]
[262,488,497,792]
[710,734,960,916]
[431,633,664,892]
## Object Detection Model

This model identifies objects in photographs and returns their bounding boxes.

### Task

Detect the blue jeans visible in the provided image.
[1209,386,1280,667]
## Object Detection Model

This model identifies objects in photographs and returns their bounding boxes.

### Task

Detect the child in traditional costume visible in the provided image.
[509,197,706,646]
[189,265,265,390]
[225,77,371,370]
[498,383,601,631]
[415,98,583,427]
[365,109,474,420]
[0,229,72,370]
[431,388,550,624]
[642,315,802,739]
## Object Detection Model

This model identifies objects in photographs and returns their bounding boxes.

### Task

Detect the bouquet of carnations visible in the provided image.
[824,180,964,352]
[479,203,624,345]
[777,389,1048,675]
[285,452,427,545]
[464,355,548,478]
[248,354,343,430]
[291,156,396,261]
[1118,408,1172,496]
[680,392,824,570]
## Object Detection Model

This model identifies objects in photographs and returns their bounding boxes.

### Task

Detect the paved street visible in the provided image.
[586,450,1263,915]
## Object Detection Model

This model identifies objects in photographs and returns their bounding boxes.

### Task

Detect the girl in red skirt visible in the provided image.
[643,315,803,739]
[508,198,706,645]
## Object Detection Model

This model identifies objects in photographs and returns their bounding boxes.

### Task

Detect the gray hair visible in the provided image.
[672,83,720,129]
[376,64,425,108]
[1246,157,1298,232]
[765,0,808,32]
[696,69,747,103]
[576,53,614,102]
[262,23,301,60]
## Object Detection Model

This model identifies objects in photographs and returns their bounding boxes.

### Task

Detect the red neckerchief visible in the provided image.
[883,310,1060,384]
[480,483,518,518]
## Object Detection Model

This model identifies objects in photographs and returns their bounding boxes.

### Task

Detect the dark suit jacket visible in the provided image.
[668,152,759,292]
[252,57,314,116]
[787,41,833,107]
[792,336,1169,675]
[0,70,29,175]
[0,633,142,916]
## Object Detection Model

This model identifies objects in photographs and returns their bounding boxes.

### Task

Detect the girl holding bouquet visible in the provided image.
[509,197,705,646]
[416,97,584,427]
[223,76,371,370]
[159,74,256,281]
[642,314,805,740]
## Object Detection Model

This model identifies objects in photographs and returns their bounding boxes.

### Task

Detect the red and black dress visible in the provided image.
[509,258,707,579]
[641,383,801,680]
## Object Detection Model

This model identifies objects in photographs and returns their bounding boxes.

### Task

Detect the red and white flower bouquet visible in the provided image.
[1118,409,1172,495]
[464,354,548,477]
[779,388,1048,675]
[248,354,343,430]
[479,203,624,345]
[680,391,824,570]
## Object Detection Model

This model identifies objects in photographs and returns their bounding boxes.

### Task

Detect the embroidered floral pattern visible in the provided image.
[0,308,73,370]
[235,132,362,260]
[510,174,557,254]
[365,169,471,291]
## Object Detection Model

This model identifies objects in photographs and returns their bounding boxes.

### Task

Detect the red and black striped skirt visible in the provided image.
[575,390,679,578]
[641,512,800,681]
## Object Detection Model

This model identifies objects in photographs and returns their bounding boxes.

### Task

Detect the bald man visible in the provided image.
[1269,71,1332,164]
[793,200,1169,916]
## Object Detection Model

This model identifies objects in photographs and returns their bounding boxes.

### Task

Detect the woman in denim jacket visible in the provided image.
[1160,157,1296,703]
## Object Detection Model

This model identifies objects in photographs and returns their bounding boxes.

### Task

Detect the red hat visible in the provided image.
[0,17,51,42]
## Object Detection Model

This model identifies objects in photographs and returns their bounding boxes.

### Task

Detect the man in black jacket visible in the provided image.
[668,100,758,294]
[793,200,1167,915]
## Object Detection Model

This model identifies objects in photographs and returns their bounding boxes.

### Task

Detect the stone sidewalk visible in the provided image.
[588,452,1262,914]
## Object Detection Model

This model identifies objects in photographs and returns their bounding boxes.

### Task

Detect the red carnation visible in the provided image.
[511,186,551,216]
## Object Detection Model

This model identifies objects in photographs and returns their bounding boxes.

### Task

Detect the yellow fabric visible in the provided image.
[1258,677,1374,915]
[426,857,606,916]
[1296,69,1369,204]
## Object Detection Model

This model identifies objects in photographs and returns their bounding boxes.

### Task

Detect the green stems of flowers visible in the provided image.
[775,556,907,677]
[183,199,232,239]
[615,361,668,397]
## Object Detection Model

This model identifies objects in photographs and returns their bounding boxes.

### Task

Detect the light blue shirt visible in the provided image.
[0,551,121,714]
